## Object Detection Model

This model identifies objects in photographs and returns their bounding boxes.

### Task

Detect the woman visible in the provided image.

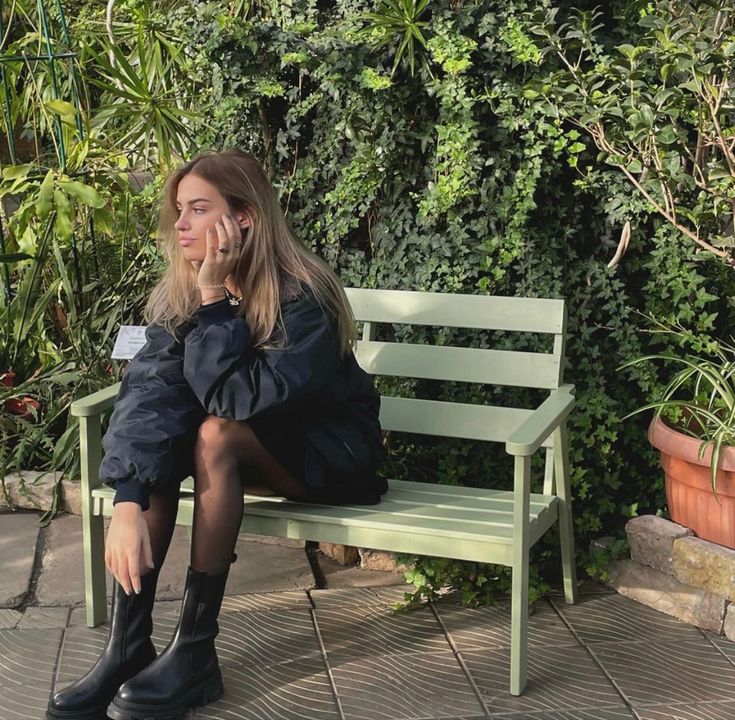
[46,149,387,720]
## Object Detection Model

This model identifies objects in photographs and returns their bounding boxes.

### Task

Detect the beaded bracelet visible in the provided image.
[196,282,241,306]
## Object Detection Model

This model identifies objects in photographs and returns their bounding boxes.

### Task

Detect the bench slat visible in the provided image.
[385,479,555,506]
[379,498,543,521]
[242,515,518,565]
[243,502,516,541]
[379,397,554,448]
[345,288,565,334]
[355,341,561,389]
[298,499,549,527]
[177,476,554,513]
[176,476,555,512]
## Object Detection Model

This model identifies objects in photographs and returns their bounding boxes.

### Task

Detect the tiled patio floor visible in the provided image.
[3,581,735,719]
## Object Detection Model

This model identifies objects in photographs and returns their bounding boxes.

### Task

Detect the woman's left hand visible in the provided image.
[191,214,244,286]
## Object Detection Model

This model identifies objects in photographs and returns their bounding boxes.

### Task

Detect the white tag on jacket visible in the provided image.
[112,325,149,360]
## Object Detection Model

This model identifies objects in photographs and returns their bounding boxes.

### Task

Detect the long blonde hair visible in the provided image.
[144,149,357,356]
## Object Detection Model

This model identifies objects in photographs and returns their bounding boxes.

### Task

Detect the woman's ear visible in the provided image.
[239,206,257,228]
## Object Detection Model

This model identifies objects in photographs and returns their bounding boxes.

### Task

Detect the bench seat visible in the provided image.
[91,478,559,566]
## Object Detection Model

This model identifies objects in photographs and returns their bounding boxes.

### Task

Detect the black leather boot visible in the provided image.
[46,568,160,720]
[106,563,231,720]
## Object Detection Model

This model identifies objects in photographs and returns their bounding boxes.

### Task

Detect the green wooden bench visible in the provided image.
[71,287,577,696]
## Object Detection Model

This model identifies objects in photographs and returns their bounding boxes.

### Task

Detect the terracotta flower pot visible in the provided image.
[648,416,735,549]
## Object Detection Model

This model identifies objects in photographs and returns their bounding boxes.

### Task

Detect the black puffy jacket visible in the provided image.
[99,284,387,511]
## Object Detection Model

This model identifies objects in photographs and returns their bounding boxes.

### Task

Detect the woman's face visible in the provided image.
[174,172,247,264]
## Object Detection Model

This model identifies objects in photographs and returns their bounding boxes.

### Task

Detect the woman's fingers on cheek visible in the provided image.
[218,219,226,241]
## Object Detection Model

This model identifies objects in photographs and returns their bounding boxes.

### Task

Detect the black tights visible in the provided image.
[141,477,240,578]
[143,427,313,577]
[141,482,182,573]
[188,456,246,576]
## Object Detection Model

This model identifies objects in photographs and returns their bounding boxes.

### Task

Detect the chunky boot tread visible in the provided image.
[45,704,109,720]
[107,669,223,719]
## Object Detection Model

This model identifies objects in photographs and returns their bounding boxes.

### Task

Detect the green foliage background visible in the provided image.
[171,0,735,598]
[2,0,734,598]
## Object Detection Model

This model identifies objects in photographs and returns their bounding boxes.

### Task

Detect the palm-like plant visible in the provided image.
[361,0,432,78]
[88,41,200,170]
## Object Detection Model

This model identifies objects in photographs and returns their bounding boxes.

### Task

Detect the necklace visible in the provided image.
[224,287,242,306]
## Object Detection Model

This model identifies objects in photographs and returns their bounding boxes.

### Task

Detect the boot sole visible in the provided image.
[105,669,224,720]
[46,704,109,720]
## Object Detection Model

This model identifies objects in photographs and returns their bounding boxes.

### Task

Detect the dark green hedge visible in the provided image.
[167,0,735,599]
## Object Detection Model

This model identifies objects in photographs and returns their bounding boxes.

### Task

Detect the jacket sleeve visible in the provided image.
[182,294,341,420]
[99,323,206,511]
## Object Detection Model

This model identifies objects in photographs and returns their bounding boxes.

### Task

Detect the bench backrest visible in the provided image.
[344,288,567,449]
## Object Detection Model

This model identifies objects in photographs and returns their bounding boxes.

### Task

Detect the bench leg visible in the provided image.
[83,510,107,627]
[554,423,578,605]
[510,455,531,696]
[79,415,107,627]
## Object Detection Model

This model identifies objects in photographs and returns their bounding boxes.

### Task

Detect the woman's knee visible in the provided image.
[195,416,235,464]
[194,415,256,467]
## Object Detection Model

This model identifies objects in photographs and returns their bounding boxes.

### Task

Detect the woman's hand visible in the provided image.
[105,502,154,595]
[191,214,244,288]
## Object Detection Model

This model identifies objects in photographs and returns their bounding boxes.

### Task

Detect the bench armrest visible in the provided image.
[505,384,575,456]
[70,382,121,417]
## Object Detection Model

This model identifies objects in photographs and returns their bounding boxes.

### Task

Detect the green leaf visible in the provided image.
[53,190,74,242]
[618,44,645,62]
[92,207,115,235]
[45,99,78,119]
[58,180,105,209]
[617,44,637,60]
[639,104,654,127]
[657,125,677,145]
[36,170,55,220]
[1,164,33,181]
[0,252,34,263]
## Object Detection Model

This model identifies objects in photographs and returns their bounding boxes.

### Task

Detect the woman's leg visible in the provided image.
[105,417,313,718]
[189,415,309,575]
[142,481,182,571]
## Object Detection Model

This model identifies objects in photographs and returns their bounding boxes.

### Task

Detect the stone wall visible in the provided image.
[608,515,735,638]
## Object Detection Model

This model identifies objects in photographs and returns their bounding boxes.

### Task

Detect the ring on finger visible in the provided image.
[218,246,230,254]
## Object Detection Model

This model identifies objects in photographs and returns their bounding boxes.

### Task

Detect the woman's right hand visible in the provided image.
[105,502,154,595]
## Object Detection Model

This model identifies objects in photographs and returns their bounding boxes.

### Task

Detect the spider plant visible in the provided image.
[620,326,735,498]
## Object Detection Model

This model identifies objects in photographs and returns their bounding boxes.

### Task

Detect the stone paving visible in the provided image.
[3,509,735,719]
